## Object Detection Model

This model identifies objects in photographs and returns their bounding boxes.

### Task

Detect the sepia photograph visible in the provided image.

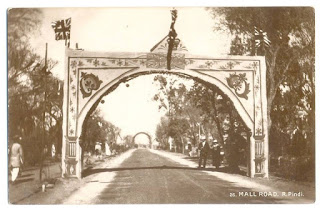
[6,6,315,204]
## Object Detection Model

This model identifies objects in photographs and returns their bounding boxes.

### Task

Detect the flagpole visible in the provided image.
[65,39,70,48]
[40,43,48,181]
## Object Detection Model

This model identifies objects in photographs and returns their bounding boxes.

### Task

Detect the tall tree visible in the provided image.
[8,9,42,89]
[155,117,170,149]
[207,7,315,136]
[8,9,64,167]
[8,8,43,140]
[81,109,121,153]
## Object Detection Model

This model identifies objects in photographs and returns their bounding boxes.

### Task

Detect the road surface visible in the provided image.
[63,149,311,204]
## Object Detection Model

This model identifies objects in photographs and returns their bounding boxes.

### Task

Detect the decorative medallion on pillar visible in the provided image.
[80,72,103,98]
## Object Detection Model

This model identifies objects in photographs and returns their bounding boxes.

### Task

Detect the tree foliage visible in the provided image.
[81,109,121,153]
[8,9,43,88]
[153,74,248,160]
[8,9,63,166]
[208,7,315,158]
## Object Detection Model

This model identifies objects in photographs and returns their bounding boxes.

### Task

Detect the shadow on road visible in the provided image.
[20,173,34,178]
[14,178,34,185]
[82,165,246,178]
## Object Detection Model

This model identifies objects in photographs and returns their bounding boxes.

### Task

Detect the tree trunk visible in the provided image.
[212,92,225,145]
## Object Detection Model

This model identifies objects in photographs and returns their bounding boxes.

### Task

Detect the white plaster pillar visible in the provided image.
[61,47,69,178]
[250,136,255,178]
[76,139,82,179]
[264,133,269,178]
[261,56,269,178]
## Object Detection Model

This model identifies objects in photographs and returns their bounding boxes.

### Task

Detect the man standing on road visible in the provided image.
[9,136,24,184]
[198,135,209,168]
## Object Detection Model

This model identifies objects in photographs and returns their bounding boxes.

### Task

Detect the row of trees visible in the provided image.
[7,9,135,167]
[153,74,248,168]
[8,9,63,166]
[80,109,134,155]
[154,8,314,180]
[210,8,315,165]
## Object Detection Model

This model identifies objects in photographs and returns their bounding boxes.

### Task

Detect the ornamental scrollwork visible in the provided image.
[80,72,103,98]
[226,73,250,100]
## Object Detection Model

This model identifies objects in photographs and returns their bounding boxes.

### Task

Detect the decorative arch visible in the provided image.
[62,48,268,179]
[132,132,152,146]
[77,69,254,135]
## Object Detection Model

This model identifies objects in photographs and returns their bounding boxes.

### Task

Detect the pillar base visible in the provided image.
[63,158,78,178]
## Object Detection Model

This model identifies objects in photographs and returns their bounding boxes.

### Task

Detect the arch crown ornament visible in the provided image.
[62,40,268,179]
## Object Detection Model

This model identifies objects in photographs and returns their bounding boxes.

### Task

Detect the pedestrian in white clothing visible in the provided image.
[9,136,24,184]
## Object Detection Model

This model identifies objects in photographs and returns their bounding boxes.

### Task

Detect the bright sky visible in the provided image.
[30,7,230,79]
[29,7,231,138]
[99,75,165,137]
[98,74,194,138]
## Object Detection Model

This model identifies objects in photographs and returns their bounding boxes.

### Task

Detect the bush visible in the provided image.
[271,155,314,181]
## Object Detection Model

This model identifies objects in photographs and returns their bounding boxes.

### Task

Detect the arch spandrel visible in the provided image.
[77,68,135,113]
[194,70,255,121]
[62,48,268,179]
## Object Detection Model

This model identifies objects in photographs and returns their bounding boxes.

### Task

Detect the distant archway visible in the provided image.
[132,132,152,147]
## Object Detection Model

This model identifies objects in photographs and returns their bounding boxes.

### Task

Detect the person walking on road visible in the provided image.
[9,136,24,184]
[198,135,209,168]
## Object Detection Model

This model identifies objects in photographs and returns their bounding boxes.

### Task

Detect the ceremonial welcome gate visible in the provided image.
[62,37,269,179]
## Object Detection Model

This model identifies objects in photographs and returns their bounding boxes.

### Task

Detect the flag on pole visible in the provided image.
[168,9,178,40]
[51,18,71,45]
[167,9,178,70]
[254,26,271,48]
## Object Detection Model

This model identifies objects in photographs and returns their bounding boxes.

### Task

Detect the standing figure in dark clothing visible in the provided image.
[211,140,221,169]
[292,126,305,157]
[198,135,210,168]
[227,131,242,173]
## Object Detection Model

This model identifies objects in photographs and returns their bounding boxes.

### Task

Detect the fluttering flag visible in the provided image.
[168,9,178,42]
[254,26,271,48]
[51,18,71,45]
[167,9,178,70]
